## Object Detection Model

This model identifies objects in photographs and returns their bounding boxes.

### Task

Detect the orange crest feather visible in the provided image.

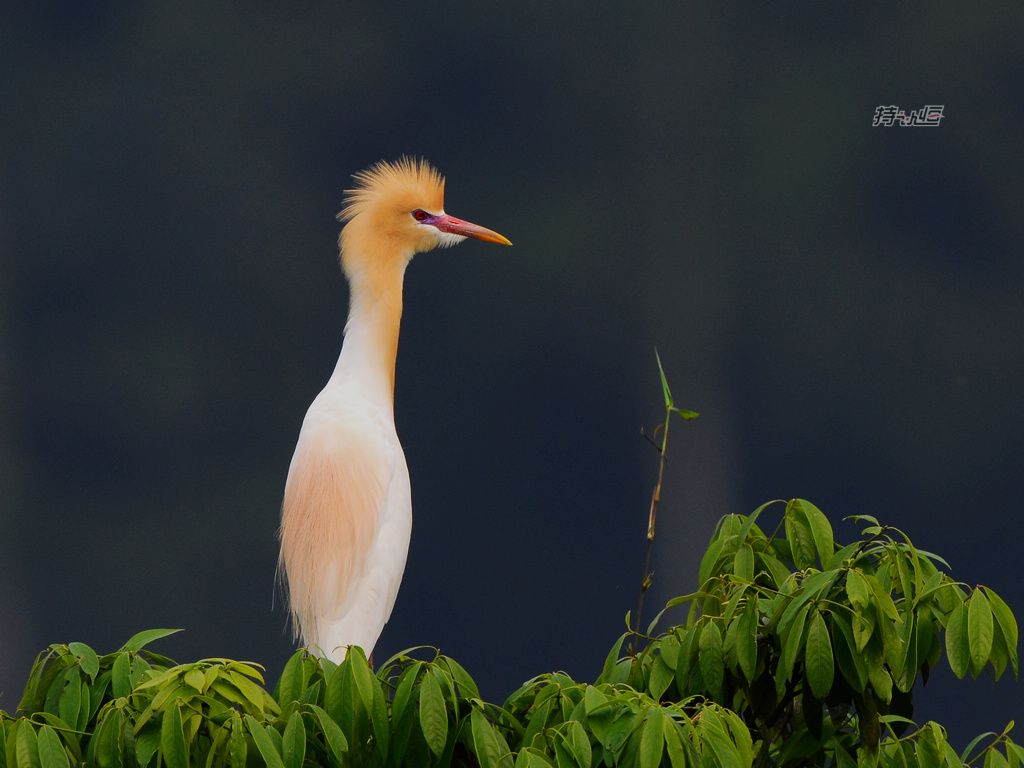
[339,157,446,223]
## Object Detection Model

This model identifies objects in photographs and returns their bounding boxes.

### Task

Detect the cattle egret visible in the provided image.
[278,157,511,662]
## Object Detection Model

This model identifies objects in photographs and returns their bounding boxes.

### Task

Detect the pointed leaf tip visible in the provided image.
[655,349,673,409]
[122,629,183,653]
[671,407,699,420]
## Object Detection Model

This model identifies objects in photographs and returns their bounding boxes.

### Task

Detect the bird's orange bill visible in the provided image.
[435,215,512,246]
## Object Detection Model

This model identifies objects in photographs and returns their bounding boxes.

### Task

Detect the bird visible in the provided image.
[278,157,511,662]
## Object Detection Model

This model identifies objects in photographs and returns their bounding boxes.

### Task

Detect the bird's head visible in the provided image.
[338,157,511,280]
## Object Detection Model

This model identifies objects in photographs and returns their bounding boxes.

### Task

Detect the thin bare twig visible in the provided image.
[630,352,698,655]
[631,409,671,655]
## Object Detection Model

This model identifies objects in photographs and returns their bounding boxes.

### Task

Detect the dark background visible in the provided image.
[2,2,1021,746]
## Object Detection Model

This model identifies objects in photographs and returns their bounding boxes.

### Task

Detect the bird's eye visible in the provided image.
[412,209,428,221]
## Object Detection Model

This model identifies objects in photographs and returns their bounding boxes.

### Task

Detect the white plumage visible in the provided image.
[278,158,511,661]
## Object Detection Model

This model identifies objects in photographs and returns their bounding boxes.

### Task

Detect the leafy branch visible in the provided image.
[1,358,1018,768]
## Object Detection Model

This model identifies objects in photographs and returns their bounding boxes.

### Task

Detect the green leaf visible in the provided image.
[968,589,995,676]
[847,570,871,609]
[0,708,7,768]
[470,709,512,768]
[655,349,673,409]
[133,721,160,768]
[67,643,100,680]
[853,691,879,755]
[111,653,131,699]
[307,705,348,764]
[805,610,835,699]
[229,713,247,768]
[57,669,82,731]
[989,615,1010,680]
[649,655,674,700]
[664,721,691,768]
[346,647,388,755]
[834,743,858,768]
[698,535,728,588]
[985,745,1011,768]
[1008,743,1024,768]
[699,622,724,699]
[388,663,422,764]
[738,501,782,546]
[640,709,665,768]
[733,543,754,582]
[671,407,699,420]
[442,656,481,700]
[983,587,1019,677]
[868,664,893,705]
[34,726,67,768]
[784,500,816,570]
[17,721,41,768]
[522,697,554,749]
[864,572,901,623]
[723,708,754,768]
[760,551,794,590]
[891,546,916,603]
[894,612,918,693]
[267,727,283,759]
[960,733,998,765]
[659,634,681,671]
[244,716,285,768]
[419,668,448,758]
[203,666,223,700]
[673,624,700,694]
[134,666,184,693]
[794,499,834,566]
[183,668,206,694]
[225,661,267,683]
[38,664,68,717]
[96,709,125,768]
[736,601,758,683]
[916,722,942,768]
[432,663,459,722]
[857,746,879,768]
[226,670,272,713]
[281,711,305,768]
[852,603,877,654]
[697,707,743,768]
[4,720,16,768]
[275,651,305,706]
[599,634,626,684]
[777,571,834,637]
[36,662,67,717]
[87,674,107,727]
[583,684,607,716]
[514,747,556,768]
[779,604,809,695]
[205,721,229,768]
[160,704,189,768]
[827,541,860,571]
[122,630,182,653]
[324,660,349,728]
[606,710,639,755]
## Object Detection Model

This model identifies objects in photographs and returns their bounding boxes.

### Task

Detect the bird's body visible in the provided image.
[279,158,510,661]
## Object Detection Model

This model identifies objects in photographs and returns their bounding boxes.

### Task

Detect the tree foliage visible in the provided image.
[1,501,1018,767]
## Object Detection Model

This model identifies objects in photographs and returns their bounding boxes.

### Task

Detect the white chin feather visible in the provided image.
[435,230,468,249]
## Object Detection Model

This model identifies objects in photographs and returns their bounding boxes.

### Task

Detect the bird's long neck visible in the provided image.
[331,252,408,407]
